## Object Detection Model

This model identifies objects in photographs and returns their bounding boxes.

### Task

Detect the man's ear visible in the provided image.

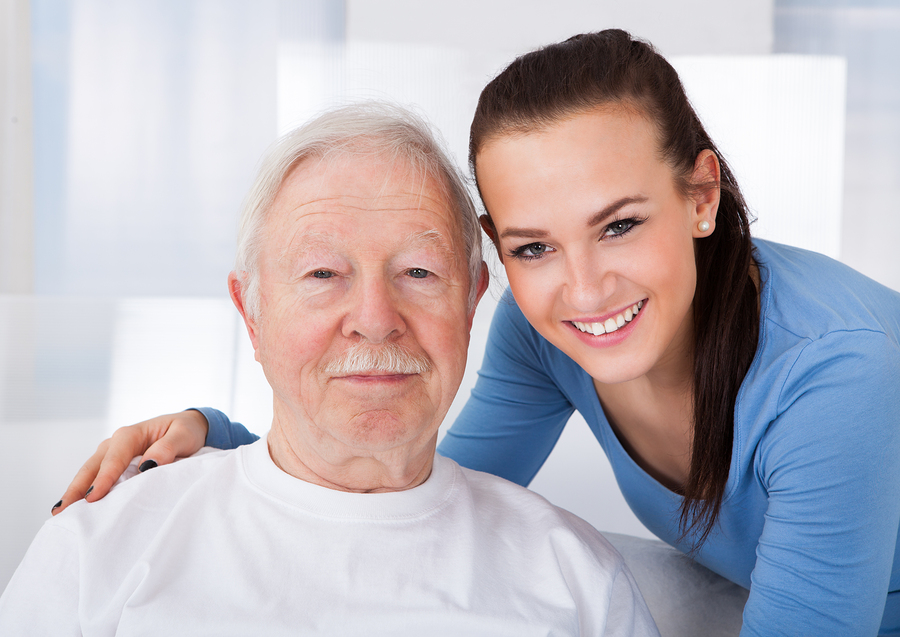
[228,271,261,361]
[479,214,502,263]
[467,262,490,330]
[690,150,721,237]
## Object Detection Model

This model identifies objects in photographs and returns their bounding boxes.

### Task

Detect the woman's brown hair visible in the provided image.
[469,29,760,547]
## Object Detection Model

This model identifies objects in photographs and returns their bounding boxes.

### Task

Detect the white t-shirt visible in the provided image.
[0,438,659,636]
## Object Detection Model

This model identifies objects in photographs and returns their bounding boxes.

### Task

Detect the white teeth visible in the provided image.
[573,321,607,335]
[571,301,644,336]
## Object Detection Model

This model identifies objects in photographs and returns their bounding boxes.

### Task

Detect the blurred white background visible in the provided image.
[1,0,898,593]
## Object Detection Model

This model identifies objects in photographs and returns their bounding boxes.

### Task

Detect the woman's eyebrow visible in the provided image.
[499,226,548,240]
[585,195,649,228]
[499,195,649,240]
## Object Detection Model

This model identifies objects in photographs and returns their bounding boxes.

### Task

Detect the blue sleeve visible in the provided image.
[190,407,260,450]
[741,330,900,637]
[437,291,576,487]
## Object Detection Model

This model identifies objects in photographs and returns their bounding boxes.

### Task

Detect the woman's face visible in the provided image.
[475,107,718,385]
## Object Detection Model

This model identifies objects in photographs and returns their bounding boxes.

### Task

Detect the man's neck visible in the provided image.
[266,423,436,493]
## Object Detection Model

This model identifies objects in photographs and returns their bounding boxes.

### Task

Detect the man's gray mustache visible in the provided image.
[323,342,431,376]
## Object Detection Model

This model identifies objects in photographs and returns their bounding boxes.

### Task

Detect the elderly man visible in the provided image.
[0,104,658,636]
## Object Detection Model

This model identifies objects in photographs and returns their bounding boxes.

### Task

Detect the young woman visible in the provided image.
[57,30,900,636]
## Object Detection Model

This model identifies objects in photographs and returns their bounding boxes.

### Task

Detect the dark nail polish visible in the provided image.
[51,500,62,511]
[85,486,94,498]
[139,459,158,472]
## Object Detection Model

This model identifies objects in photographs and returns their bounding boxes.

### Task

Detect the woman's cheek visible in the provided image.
[507,267,556,326]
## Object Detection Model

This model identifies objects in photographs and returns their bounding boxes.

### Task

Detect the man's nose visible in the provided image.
[342,275,406,343]
[562,254,615,314]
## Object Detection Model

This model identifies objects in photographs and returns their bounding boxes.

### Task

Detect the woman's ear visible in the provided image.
[691,150,721,237]
[479,214,503,263]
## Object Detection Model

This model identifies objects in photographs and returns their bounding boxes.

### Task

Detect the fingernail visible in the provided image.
[85,486,94,498]
[51,500,62,512]
[139,460,158,472]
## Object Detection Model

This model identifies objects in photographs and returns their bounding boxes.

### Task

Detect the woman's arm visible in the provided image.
[200,407,260,450]
[53,408,258,514]
[740,331,900,636]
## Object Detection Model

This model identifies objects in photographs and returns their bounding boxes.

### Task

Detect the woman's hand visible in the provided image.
[52,410,209,515]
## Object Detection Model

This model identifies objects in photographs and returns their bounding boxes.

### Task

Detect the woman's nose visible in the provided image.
[562,256,615,314]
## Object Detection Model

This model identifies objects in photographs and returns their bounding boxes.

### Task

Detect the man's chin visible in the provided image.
[329,409,439,452]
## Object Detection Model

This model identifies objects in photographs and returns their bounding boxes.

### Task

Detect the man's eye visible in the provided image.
[407,268,430,279]
[311,270,333,279]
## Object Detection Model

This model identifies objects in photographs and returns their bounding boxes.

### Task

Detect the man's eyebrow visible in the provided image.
[395,229,459,266]
[402,229,454,254]
[278,231,336,264]
[498,196,649,240]
[277,229,455,264]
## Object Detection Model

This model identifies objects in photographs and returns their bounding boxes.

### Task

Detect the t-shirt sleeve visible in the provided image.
[553,509,661,636]
[192,407,260,450]
[0,522,81,635]
[603,566,661,637]
[438,291,576,487]
[741,330,900,636]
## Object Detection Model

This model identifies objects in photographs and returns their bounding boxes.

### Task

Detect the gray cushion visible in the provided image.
[603,533,749,637]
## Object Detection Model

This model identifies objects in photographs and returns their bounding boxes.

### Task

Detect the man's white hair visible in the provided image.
[235,102,483,319]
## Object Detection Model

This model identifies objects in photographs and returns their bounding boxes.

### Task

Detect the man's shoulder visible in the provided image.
[114,445,237,488]
[54,445,244,535]
[443,456,624,568]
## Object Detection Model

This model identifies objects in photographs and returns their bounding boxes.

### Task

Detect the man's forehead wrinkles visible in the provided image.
[289,193,448,214]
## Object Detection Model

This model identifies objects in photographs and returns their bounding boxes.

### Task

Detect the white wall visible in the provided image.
[343,0,774,189]
[0,0,34,293]
[776,3,900,292]
[347,0,774,57]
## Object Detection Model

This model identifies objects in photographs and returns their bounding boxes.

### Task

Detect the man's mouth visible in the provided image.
[570,300,644,336]
[338,370,413,378]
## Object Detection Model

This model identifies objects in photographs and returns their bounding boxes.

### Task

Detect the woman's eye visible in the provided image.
[603,217,646,238]
[407,268,430,279]
[508,242,553,260]
[311,270,334,279]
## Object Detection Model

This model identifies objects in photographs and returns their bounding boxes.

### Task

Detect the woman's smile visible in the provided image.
[569,298,645,336]
[566,298,646,347]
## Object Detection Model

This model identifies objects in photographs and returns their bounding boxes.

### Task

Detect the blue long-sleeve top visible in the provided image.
[201,239,900,636]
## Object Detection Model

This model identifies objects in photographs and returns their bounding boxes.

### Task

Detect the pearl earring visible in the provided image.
[698,221,710,232]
